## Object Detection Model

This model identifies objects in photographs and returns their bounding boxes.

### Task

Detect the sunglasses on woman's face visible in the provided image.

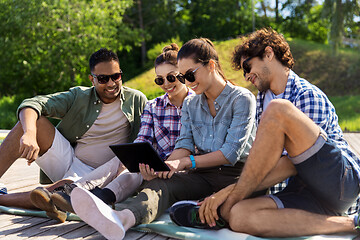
[154,74,184,85]
[242,57,253,77]
[177,66,202,83]
[91,71,122,84]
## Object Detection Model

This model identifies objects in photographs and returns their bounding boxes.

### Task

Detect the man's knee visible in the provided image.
[261,99,296,125]
[228,201,256,233]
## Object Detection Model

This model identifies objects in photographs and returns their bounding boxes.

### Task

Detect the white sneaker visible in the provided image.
[71,187,125,240]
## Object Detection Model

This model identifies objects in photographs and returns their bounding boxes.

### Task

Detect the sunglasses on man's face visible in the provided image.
[154,74,184,85]
[177,66,202,83]
[91,71,122,84]
[242,57,253,77]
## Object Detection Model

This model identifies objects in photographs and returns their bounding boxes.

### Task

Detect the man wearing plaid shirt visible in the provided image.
[194,28,360,237]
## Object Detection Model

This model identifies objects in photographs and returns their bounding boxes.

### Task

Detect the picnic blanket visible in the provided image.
[0,205,357,240]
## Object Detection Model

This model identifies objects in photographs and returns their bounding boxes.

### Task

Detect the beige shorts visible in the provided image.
[35,129,94,182]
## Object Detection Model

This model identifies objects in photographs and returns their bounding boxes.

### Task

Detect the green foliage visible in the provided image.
[0,0,140,97]
[0,95,23,129]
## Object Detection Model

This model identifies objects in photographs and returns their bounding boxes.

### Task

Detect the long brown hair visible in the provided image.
[177,38,228,81]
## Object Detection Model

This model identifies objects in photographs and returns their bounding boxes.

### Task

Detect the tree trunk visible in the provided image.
[138,0,146,67]
[330,0,344,55]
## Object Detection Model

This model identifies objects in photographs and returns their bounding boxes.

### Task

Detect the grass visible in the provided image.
[124,38,360,132]
[1,38,359,131]
[329,96,360,132]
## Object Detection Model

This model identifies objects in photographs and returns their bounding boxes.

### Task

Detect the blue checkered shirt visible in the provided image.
[134,91,193,160]
[258,70,360,214]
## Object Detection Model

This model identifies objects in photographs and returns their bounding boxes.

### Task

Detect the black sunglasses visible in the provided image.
[154,74,184,85]
[242,57,253,77]
[177,66,202,83]
[91,71,123,84]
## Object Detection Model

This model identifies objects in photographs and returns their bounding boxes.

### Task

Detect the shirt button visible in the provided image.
[96,110,99,113]
[86,125,90,128]
[76,136,79,139]
[210,134,212,137]
[94,101,97,104]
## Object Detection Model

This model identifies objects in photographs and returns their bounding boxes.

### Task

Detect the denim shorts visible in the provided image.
[269,129,360,216]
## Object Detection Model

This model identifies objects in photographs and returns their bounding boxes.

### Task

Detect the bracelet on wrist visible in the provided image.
[189,155,196,169]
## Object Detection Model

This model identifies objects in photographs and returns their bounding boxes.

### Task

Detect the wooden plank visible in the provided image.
[0,216,52,238]
[28,221,88,239]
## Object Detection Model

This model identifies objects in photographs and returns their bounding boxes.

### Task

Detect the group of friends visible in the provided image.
[0,28,359,239]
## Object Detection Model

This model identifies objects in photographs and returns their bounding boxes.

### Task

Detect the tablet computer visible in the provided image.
[109,142,170,173]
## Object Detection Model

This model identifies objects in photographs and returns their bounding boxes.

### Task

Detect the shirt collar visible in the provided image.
[200,81,232,106]
[92,86,124,104]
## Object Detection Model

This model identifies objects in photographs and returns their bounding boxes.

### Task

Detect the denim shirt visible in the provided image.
[17,86,147,144]
[175,82,257,165]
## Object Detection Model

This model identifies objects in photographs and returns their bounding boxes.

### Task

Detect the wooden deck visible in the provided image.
[0,132,359,239]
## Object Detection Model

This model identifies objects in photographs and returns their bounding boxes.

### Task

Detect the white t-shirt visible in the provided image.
[75,96,130,168]
[263,89,284,111]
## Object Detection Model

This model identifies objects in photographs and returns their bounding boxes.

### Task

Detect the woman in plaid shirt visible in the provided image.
[68,43,192,206]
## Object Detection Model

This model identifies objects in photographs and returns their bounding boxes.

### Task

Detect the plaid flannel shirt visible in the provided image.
[257,70,360,214]
[134,91,193,160]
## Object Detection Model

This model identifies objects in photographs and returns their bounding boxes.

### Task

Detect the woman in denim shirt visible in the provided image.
[71,38,260,239]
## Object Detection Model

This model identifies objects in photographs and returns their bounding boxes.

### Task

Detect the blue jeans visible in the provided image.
[269,130,360,216]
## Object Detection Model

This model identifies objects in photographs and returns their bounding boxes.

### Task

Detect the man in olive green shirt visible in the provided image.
[0,48,147,222]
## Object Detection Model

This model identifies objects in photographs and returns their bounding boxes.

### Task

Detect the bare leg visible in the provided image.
[228,197,356,237]
[222,99,357,237]
[0,117,55,178]
[222,99,321,216]
[0,179,73,209]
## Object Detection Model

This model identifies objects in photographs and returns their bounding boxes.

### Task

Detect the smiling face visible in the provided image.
[90,60,122,104]
[178,57,210,95]
[241,56,271,93]
[155,63,187,98]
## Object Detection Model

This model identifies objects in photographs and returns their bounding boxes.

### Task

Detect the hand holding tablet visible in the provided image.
[109,142,171,173]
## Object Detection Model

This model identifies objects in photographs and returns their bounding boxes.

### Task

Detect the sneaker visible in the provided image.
[169,200,228,230]
[71,187,125,240]
[0,183,7,195]
[30,187,67,222]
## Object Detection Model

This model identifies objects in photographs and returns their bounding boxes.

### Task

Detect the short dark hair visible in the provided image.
[155,43,179,67]
[232,28,294,71]
[89,48,120,71]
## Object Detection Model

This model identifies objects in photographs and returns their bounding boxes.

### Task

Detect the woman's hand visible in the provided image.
[157,156,191,179]
[198,184,235,227]
[139,163,158,181]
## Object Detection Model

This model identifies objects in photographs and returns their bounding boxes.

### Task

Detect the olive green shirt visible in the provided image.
[17,86,147,144]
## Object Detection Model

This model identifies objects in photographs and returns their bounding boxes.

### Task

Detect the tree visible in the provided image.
[323,0,360,54]
[0,0,141,97]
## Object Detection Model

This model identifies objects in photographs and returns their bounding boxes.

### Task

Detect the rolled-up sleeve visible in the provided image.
[220,92,256,165]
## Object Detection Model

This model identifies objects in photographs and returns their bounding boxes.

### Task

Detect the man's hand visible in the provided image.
[139,163,158,181]
[19,131,40,165]
[198,184,234,227]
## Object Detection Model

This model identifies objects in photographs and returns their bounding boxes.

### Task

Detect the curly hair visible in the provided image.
[232,28,294,71]
[155,43,179,67]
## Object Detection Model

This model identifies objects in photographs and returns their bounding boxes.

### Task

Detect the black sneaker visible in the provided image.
[169,200,228,230]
